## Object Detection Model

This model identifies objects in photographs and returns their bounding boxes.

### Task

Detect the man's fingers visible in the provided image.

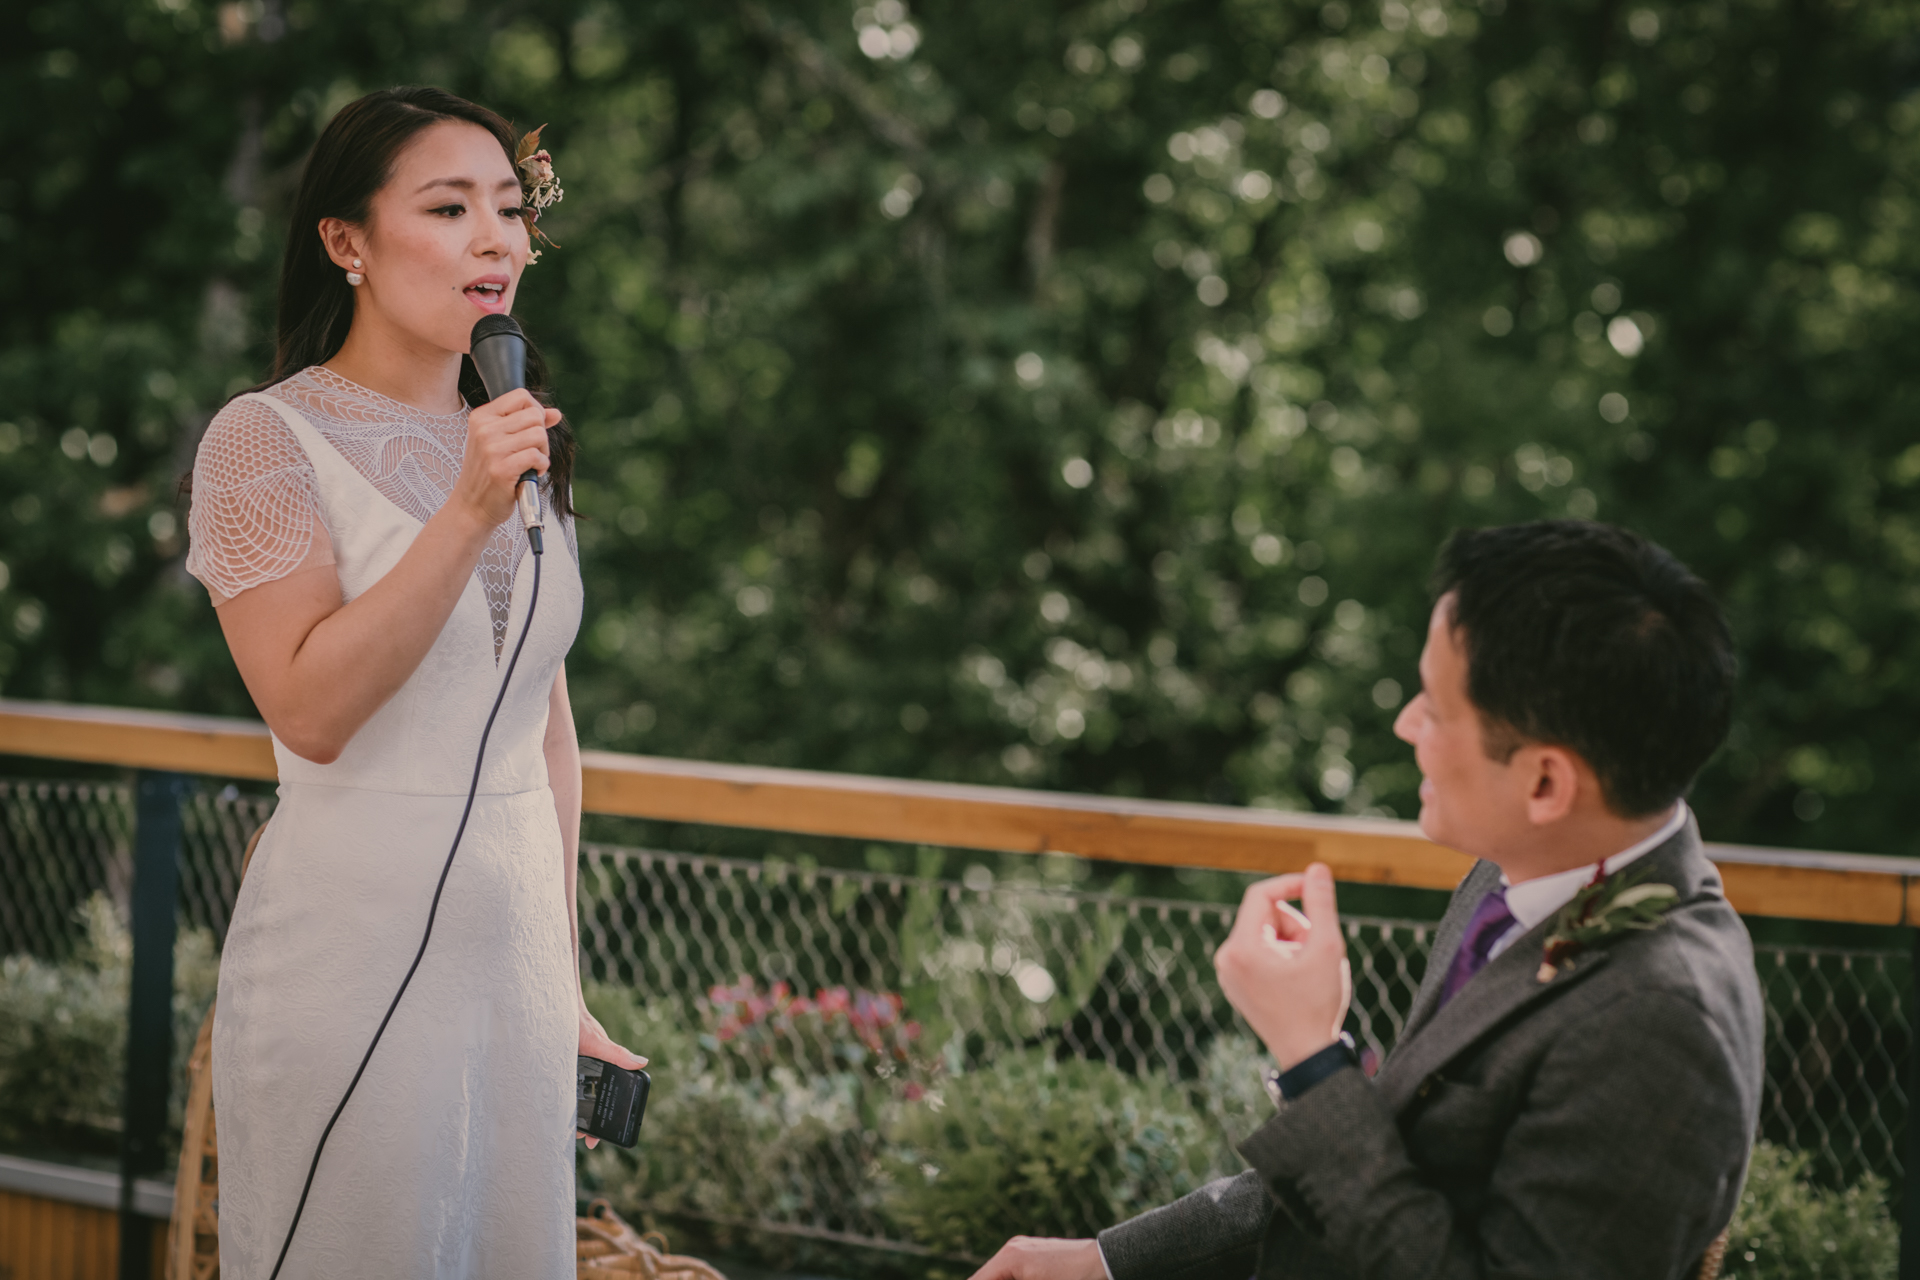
[963,1245,1015,1280]
[1271,899,1312,943]
[1300,863,1343,950]
[1231,874,1305,941]
[1334,956,1353,1037]
[962,1237,1102,1280]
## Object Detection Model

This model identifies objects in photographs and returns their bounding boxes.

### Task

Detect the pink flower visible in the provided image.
[519,150,554,184]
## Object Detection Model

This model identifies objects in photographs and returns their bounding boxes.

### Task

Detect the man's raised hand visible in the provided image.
[1213,862,1352,1071]
[965,1237,1107,1280]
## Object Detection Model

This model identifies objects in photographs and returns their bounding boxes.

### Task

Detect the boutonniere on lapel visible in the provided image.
[1537,866,1680,983]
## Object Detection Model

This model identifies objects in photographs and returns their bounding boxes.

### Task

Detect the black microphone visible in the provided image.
[469,313,544,556]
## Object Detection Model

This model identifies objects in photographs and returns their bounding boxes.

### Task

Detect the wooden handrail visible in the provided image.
[4,698,1915,926]
[0,700,275,779]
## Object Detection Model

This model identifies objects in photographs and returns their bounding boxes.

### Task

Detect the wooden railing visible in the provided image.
[3,698,1916,926]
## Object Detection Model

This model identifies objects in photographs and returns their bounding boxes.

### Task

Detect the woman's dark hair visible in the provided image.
[1432,520,1735,817]
[244,85,574,513]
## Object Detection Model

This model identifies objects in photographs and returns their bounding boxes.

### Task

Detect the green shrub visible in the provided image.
[580,982,891,1266]
[582,979,705,1082]
[1722,1142,1897,1280]
[583,987,1230,1267]
[880,1049,1227,1260]
[0,893,218,1156]
[1193,1033,1277,1161]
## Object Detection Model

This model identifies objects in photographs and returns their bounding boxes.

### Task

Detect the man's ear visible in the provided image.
[318,217,365,272]
[1521,745,1582,826]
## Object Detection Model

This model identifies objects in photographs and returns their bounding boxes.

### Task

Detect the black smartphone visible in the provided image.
[576,1056,650,1148]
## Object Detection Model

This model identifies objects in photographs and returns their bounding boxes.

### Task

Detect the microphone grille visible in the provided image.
[470,313,525,346]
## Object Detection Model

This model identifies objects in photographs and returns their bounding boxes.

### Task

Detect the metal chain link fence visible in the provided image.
[0,778,272,958]
[2,776,1910,1270]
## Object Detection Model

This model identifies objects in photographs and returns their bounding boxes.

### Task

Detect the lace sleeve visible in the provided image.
[185,395,336,606]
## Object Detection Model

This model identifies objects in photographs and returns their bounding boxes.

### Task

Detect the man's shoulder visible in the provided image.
[1611,840,1755,990]
[1476,829,1762,1074]
[1545,865,1763,1074]
[1538,821,1757,1003]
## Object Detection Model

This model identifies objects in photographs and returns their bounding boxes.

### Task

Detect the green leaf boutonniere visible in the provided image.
[1537,866,1679,984]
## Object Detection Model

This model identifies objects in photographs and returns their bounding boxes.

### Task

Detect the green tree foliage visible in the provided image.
[7,0,1920,850]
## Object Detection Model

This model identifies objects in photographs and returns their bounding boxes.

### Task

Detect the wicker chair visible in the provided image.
[163,824,727,1280]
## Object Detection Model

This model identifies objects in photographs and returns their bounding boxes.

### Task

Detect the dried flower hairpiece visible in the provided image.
[514,124,564,264]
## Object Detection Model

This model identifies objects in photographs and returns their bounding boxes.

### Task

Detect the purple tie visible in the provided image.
[1437,887,1516,1008]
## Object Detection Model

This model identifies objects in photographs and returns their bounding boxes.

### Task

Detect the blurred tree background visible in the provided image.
[5,0,1919,855]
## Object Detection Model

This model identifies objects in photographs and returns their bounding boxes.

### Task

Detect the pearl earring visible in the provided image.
[346,258,364,286]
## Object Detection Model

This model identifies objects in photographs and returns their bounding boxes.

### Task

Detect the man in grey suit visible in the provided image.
[970,521,1764,1280]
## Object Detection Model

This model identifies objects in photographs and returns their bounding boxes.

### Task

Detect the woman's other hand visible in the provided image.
[576,1007,648,1150]
[454,388,559,527]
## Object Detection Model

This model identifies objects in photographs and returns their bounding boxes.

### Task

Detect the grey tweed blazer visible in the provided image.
[1098,818,1764,1280]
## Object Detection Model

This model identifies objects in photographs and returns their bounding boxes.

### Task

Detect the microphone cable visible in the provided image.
[267,520,545,1280]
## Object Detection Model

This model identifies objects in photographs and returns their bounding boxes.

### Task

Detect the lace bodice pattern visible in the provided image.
[186,365,574,656]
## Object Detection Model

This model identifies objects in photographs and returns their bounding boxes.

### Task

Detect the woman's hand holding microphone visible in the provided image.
[452,388,560,530]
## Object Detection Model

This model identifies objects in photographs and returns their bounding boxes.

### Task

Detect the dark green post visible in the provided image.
[1905,926,1920,1280]
[121,771,185,1279]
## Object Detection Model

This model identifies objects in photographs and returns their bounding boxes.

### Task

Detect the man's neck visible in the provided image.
[1495,803,1680,885]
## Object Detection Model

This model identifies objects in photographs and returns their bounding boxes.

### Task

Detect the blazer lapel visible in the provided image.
[1376,822,1713,1115]
[1376,916,1613,1113]
[1397,859,1503,1043]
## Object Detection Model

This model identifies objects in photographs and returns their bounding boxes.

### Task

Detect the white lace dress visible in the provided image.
[185,366,583,1279]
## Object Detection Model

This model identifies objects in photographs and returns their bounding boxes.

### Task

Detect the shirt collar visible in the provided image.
[1501,802,1690,936]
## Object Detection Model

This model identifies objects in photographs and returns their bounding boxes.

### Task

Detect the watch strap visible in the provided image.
[1267,1032,1357,1103]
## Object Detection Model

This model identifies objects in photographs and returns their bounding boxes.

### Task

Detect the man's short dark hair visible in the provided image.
[1431,520,1735,817]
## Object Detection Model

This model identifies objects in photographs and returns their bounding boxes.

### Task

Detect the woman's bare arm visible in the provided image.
[556,664,647,1140]
[543,664,585,1002]
[215,389,557,763]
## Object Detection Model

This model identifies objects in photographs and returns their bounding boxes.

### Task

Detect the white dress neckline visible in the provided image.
[186,365,571,658]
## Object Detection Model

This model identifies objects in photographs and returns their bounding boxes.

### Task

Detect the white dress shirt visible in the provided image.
[1488,801,1688,960]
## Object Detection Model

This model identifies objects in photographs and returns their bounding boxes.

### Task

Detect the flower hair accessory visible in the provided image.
[515,124,564,264]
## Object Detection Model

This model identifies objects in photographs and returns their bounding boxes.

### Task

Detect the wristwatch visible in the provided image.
[1262,1032,1359,1107]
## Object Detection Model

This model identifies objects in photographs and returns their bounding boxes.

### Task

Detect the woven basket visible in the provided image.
[1697,1226,1730,1280]
[164,824,727,1280]
[575,1200,727,1279]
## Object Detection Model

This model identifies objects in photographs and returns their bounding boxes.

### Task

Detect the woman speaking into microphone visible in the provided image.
[183,86,643,1277]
